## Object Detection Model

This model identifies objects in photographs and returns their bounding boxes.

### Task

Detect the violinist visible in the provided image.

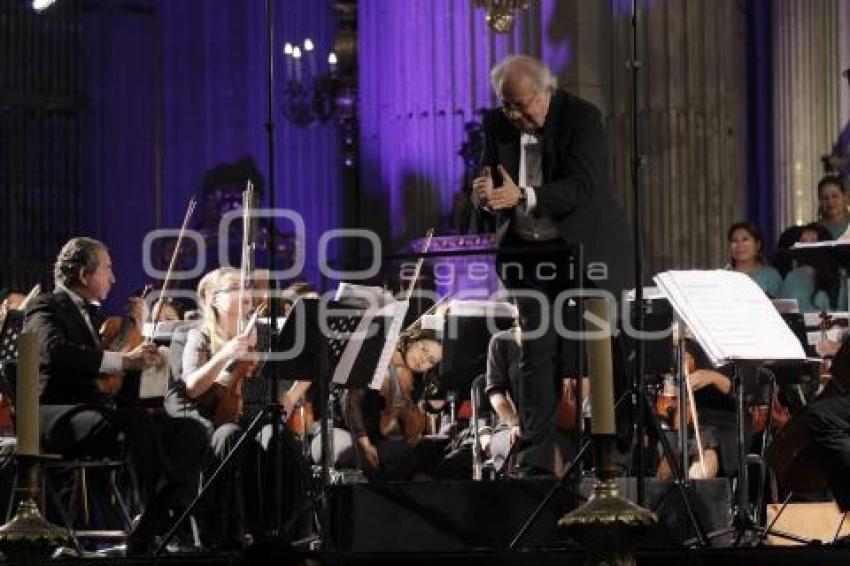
[163,267,256,550]
[344,328,442,480]
[656,338,741,480]
[24,237,208,555]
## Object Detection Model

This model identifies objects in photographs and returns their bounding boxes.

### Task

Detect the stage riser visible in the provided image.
[329,477,732,552]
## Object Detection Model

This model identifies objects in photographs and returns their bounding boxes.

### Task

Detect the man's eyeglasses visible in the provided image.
[501,91,538,115]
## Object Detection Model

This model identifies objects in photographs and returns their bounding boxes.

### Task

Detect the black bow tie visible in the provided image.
[83,302,102,324]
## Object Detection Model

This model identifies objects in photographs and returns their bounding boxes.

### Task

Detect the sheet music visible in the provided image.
[139,345,170,398]
[331,282,410,390]
[654,270,806,366]
[331,308,376,386]
[791,240,850,249]
[335,282,395,309]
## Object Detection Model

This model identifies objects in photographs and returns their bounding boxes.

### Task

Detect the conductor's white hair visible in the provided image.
[490,55,558,96]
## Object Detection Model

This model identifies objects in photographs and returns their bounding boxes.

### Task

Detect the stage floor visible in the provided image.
[7,546,850,566]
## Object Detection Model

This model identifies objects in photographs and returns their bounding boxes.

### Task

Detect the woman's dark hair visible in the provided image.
[817,175,846,197]
[727,221,766,268]
[799,222,841,308]
[397,328,440,357]
[159,297,186,319]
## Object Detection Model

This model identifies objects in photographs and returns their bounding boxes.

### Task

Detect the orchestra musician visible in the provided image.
[345,328,442,480]
[656,338,740,480]
[471,54,634,475]
[163,267,257,550]
[805,333,850,516]
[484,326,588,477]
[24,237,208,555]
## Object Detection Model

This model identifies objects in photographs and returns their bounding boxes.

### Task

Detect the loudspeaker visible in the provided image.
[328,477,732,552]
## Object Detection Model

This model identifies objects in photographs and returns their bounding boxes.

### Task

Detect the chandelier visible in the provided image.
[281,38,341,127]
[473,0,531,33]
[280,3,358,167]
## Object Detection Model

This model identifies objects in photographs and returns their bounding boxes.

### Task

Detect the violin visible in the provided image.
[378,356,428,444]
[655,350,696,430]
[97,286,152,396]
[198,301,267,427]
[287,400,315,439]
[196,182,263,427]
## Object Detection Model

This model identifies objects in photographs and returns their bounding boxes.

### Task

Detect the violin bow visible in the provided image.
[404,228,435,302]
[237,180,256,335]
[683,361,708,478]
[146,196,197,341]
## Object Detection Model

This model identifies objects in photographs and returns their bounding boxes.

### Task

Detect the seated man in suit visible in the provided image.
[24,236,208,555]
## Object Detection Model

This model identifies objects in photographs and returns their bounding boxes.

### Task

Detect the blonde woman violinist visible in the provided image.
[164,267,257,550]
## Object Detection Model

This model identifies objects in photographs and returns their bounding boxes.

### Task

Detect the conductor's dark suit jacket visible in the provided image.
[482,88,634,298]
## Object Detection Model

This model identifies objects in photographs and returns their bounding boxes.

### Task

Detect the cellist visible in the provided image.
[805,330,850,517]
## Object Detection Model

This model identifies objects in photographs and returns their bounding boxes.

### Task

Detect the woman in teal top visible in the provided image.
[779,223,847,312]
[817,175,850,239]
[727,221,782,297]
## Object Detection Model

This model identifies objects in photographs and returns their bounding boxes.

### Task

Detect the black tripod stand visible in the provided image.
[686,363,810,547]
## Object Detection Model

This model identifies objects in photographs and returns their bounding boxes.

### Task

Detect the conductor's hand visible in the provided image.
[121,342,162,371]
[357,436,380,470]
[472,166,494,208]
[487,165,522,210]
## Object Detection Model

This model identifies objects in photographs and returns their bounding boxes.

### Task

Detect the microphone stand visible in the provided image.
[627,0,648,506]
[263,0,284,542]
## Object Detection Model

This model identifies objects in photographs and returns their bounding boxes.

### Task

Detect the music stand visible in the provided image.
[267,295,408,539]
[653,270,811,547]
